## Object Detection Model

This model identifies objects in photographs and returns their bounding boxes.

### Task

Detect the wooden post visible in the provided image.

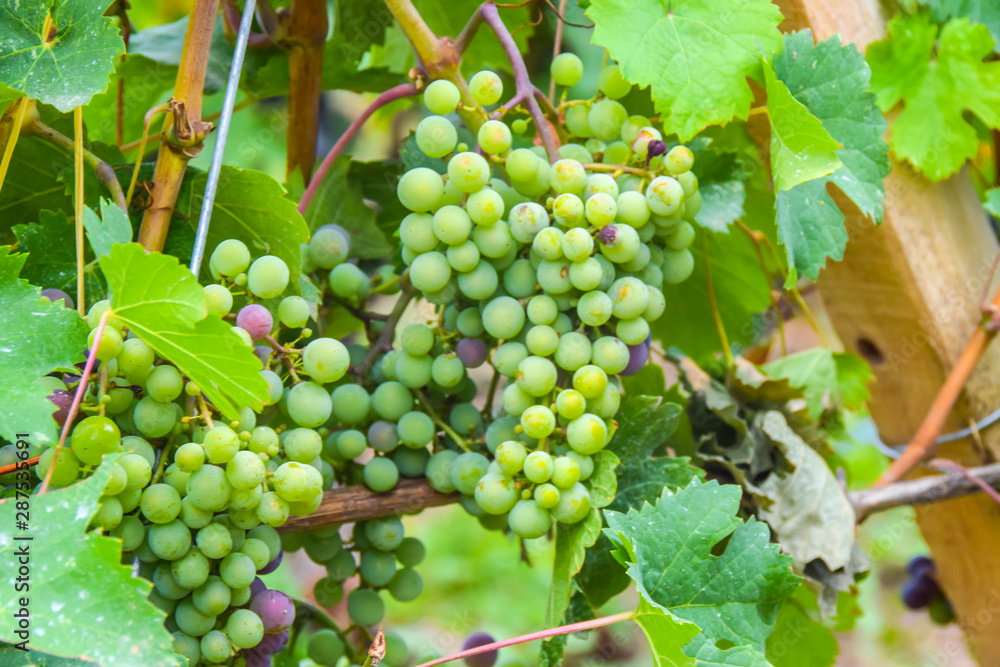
[774,1,1000,661]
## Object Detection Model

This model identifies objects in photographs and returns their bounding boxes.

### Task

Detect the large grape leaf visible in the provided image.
[174,167,309,290]
[13,210,106,303]
[773,32,890,282]
[586,0,784,141]
[867,12,1000,181]
[301,157,393,259]
[763,348,872,419]
[82,199,132,260]
[0,0,124,111]
[920,0,1000,53]
[0,136,75,244]
[765,586,839,667]
[100,243,269,420]
[762,57,842,192]
[0,247,87,447]
[0,647,92,666]
[0,458,181,665]
[604,480,800,665]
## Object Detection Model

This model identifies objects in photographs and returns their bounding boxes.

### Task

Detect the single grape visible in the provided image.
[417,115,459,158]
[462,632,498,667]
[211,239,252,277]
[388,567,424,602]
[587,99,628,141]
[508,500,550,539]
[132,396,176,439]
[551,52,583,87]
[448,152,491,193]
[566,413,608,455]
[347,587,385,627]
[364,457,400,492]
[308,629,345,665]
[621,341,650,376]
[598,64,632,99]
[469,70,503,105]
[308,224,351,269]
[564,104,592,137]
[424,80,460,114]
[247,255,290,299]
[455,337,488,368]
[398,167,445,212]
[516,355,557,397]
[372,381,413,421]
[70,415,120,466]
[466,188,505,226]
[551,482,591,524]
[482,296,525,340]
[478,119,512,155]
[250,588,296,633]
[902,574,938,609]
[287,381,333,428]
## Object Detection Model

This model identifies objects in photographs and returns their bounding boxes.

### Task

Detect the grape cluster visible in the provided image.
[901,556,954,624]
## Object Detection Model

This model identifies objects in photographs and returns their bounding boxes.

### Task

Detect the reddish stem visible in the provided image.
[39,309,110,494]
[414,610,634,667]
[0,456,40,477]
[930,459,1000,508]
[297,83,419,215]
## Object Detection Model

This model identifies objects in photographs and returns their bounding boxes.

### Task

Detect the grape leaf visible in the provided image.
[773,32,890,282]
[0,0,125,111]
[100,243,269,420]
[128,16,233,95]
[0,458,181,665]
[0,136,74,244]
[920,0,1000,53]
[763,348,872,418]
[0,247,87,447]
[82,54,177,146]
[765,586,839,667]
[762,57,842,192]
[586,0,784,141]
[301,157,393,259]
[690,143,747,232]
[175,166,309,290]
[604,480,800,664]
[867,12,1000,180]
[985,187,1000,216]
[82,199,132,260]
[0,647,93,666]
[12,210,106,304]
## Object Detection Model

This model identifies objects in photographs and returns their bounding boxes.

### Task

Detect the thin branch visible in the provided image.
[455,7,485,54]
[703,236,733,366]
[851,461,1000,521]
[929,459,1000,508]
[126,104,169,208]
[581,162,649,177]
[547,0,567,102]
[24,119,128,212]
[74,107,85,316]
[415,388,471,452]
[298,83,419,215]
[358,278,417,376]
[479,2,560,162]
[120,97,258,153]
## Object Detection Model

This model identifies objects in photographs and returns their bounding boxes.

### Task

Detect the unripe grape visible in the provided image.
[551,53,583,87]
[469,70,503,105]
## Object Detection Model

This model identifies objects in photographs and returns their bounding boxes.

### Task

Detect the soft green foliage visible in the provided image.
[763,347,873,419]
[920,0,1000,52]
[0,247,87,447]
[13,210,105,302]
[868,12,1000,180]
[100,243,269,420]
[0,0,125,110]
[765,586,840,666]
[773,32,890,282]
[605,481,801,664]
[82,54,176,146]
[587,0,784,140]
[690,142,748,232]
[0,458,181,665]
[82,199,132,260]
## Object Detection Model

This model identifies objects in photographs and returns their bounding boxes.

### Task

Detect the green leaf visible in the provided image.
[0,247,88,447]
[654,229,771,361]
[0,0,125,111]
[0,647,93,666]
[690,142,747,232]
[773,32,890,281]
[604,480,800,664]
[0,136,74,244]
[128,16,233,95]
[586,0,784,141]
[765,586,839,667]
[763,348,872,417]
[175,167,309,290]
[13,210,105,303]
[0,458,181,665]
[754,411,856,572]
[302,157,393,259]
[100,243,269,420]
[620,363,666,397]
[986,187,1000,216]
[763,57,842,192]
[920,0,1000,53]
[82,199,132,259]
[634,597,701,667]
[82,54,177,146]
[868,12,1000,180]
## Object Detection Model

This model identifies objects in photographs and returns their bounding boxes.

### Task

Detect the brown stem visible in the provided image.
[120,96,257,153]
[298,83,419,214]
[137,0,219,252]
[74,107,85,315]
[283,0,328,183]
[113,0,131,147]
[455,8,484,53]
[852,461,1000,521]
[25,119,128,212]
[358,278,416,376]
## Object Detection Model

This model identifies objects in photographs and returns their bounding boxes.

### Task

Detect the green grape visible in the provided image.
[584,192,617,227]
[516,355,558,398]
[666,145,695,174]
[329,263,371,304]
[231,326,253,347]
[331,429,364,459]
[179,495,212,528]
[552,482,591,524]
[201,425,237,464]
[450,402,483,436]
[560,143,593,164]
[588,382,621,419]
[521,404,556,439]
[399,214,436,255]
[218,551,256,589]
[500,383,533,417]
[552,456,581,489]
[175,442,205,474]
[645,176,684,216]
[560,227,593,262]
[287,381,333,428]
[552,332,591,372]
[591,336,629,375]
[508,202,550,244]
[211,239,251,277]
[616,190,651,228]
[565,451,594,480]
[308,225,351,271]
[566,413,608,455]
[248,426,279,457]
[603,140,631,164]
[409,251,451,294]
[508,499,551,539]
[524,451,554,484]
[239,537,271,570]
[416,115,458,158]
[301,337,351,383]
[176,596,218,637]
[195,522,233,559]
[118,452,151,491]
[585,174,618,201]
[556,388,586,420]
[281,428,321,463]
[397,411,435,448]
[466,188,505,226]
[616,317,650,345]
[226,450,266,491]
[172,632,200,665]
[110,514,144,551]
[573,364,608,399]
[472,219,514,259]
[454,260,496,300]
[478,119,512,155]
[505,147,543,181]
[424,79,460,114]
[426,450,459,493]
[393,352,432,388]
[667,220,696,250]
[429,354,462,388]
[525,324,559,357]
[247,525,281,561]
[533,258,569,295]
[171,546,210,589]
[372,381,413,421]
[569,258,603,291]
[364,516,405,552]
[360,550,397,587]
[631,125,662,158]
[432,205,472,246]
[644,286,666,321]
[70,415,120,466]
[575,290,611,328]
[474,472,517,514]
[364,457,399,492]
[398,323,433,356]
[152,561,188,600]
[469,70,503,105]
[88,325,122,362]
[549,159,587,195]
[600,223,640,264]
[447,151,491,193]
[185,464,231,512]
[199,629,231,663]
[511,118,529,134]
[245,255,289,299]
[620,115,649,144]
[446,239,481,272]
[314,577,345,608]
[273,461,322,503]
[91,495,122,530]
[330,384,371,424]
[682,190,702,219]
[256,492,290,527]
[140,483,181,524]
[35,449,79,492]
[347,588,385,627]
[501,259,536,299]
[226,609,263,650]
[398,167,445,212]
[147,519,191,561]
[132,396,176,439]
[564,104,592,137]
[587,99,628,141]
[494,440,526,475]
[598,64,632,99]
[385,568,422,603]
[308,628,345,665]
[393,538,424,568]
[551,52,583,86]
[450,452,489,495]
[482,296,525,340]
[607,276,649,319]
[492,341,526,377]
[526,295,558,326]
[532,227,564,262]
[676,170,698,197]
[118,339,152,384]
[104,385,134,416]
[456,308,485,337]
[662,249,694,284]
[534,483,560,509]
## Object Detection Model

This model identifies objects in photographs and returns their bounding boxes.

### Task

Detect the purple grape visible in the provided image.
[597,225,618,246]
[259,550,283,575]
[906,556,935,577]
[250,588,296,633]
[645,139,668,165]
[241,647,272,667]
[456,338,488,368]
[40,288,74,310]
[902,571,939,609]
[462,632,498,667]
[48,389,73,425]
[237,304,274,340]
[257,630,289,656]
[620,342,649,376]
[249,577,268,598]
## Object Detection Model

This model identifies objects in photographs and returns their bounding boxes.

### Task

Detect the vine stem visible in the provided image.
[0,98,28,196]
[284,0,328,182]
[39,309,110,494]
[74,107,85,316]
[358,278,417,376]
[414,610,635,667]
[547,0,567,102]
[119,97,258,153]
[851,461,1000,521]
[703,236,732,366]
[297,83,419,215]
[415,389,471,452]
[479,2,560,162]
[875,287,1000,487]
[126,104,170,207]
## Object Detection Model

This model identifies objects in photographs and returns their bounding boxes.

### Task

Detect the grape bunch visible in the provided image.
[901,556,954,625]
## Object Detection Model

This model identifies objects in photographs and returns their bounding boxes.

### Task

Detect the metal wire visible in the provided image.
[874,406,1000,459]
[189,0,258,276]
